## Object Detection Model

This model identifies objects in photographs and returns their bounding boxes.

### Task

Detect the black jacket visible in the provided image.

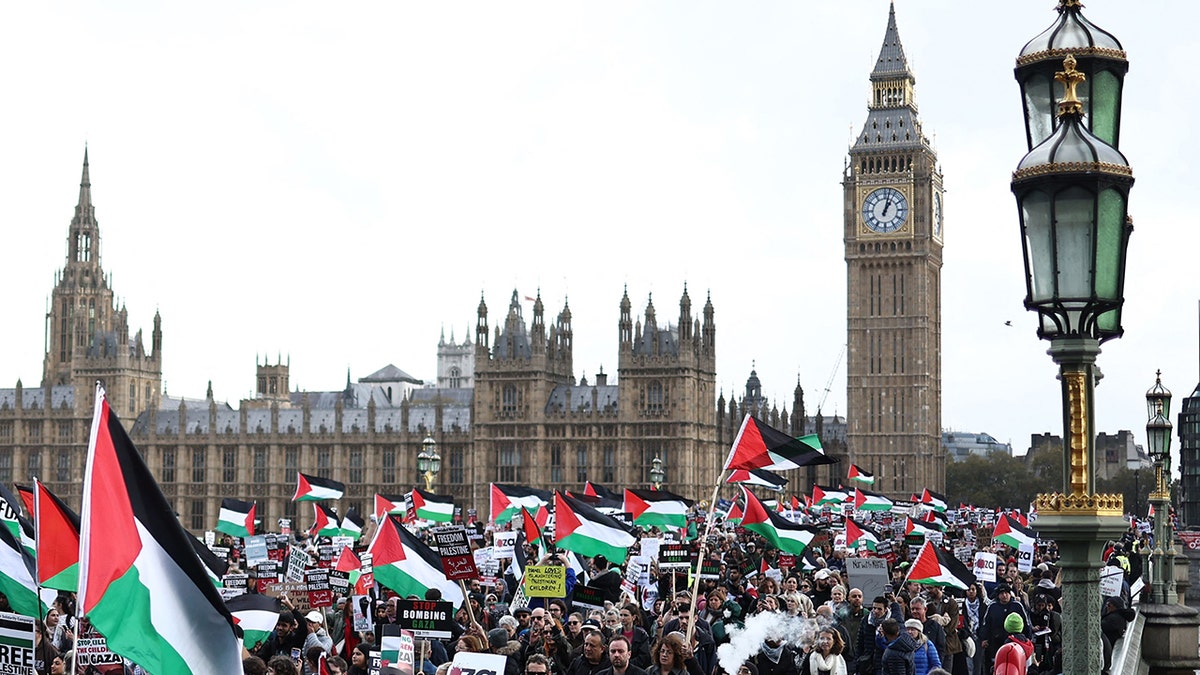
[880,632,916,675]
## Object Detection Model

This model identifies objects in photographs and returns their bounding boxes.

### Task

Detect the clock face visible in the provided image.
[933,192,943,237]
[862,187,908,234]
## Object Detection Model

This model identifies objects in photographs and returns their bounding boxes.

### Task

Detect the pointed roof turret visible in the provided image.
[78,146,93,212]
[871,2,913,83]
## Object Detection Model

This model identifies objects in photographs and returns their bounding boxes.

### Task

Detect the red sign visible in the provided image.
[777,554,796,568]
[1178,531,1200,551]
[432,526,478,581]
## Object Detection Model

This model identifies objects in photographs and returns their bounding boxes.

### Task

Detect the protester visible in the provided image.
[905,619,942,675]
[267,655,300,675]
[798,627,848,675]
[878,619,916,675]
[33,619,58,675]
[599,635,649,675]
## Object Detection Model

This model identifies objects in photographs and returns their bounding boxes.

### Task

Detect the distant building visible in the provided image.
[1179,381,1200,528]
[1025,430,1150,482]
[942,431,1012,461]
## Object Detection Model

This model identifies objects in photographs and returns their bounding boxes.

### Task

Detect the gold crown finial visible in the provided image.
[1055,54,1086,116]
[1058,0,1084,9]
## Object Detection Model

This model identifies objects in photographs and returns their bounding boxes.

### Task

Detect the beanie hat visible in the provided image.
[1004,612,1024,634]
[904,619,924,632]
[487,628,509,651]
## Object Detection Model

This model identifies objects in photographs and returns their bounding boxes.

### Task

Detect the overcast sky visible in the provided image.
[0,2,1194,471]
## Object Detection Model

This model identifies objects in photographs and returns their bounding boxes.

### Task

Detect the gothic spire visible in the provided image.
[78,146,93,211]
[871,2,913,84]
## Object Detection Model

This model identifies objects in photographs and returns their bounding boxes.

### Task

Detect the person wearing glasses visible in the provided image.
[526,654,554,675]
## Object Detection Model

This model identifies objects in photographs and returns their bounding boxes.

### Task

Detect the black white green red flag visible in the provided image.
[310,504,341,538]
[853,488,894,512]
[490,484,552,525]
[812,485,849,506]
[905,516,941,539]
[905,541,976,590]
[848,464,875,484]
[31,479,81,592]
[726,468,788,492]
[623,489,692,529]
[226,593,281,650]
[411,489,455,522]
[367,515,464,607]
[0,517,45,618]
[375,493,407,521]
[339,508,365,540]
[293,473,345,502]
[554,491,636,561]
[993,514,1037,550]
[739,487,819,555]
[723,414,837,472]
[216,498,256,538]
[79,386,241,674]
[920,489,948,513]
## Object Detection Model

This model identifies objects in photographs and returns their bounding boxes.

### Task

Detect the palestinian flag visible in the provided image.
[226,593,281,650]
[740,487,819,555]
[367,515,464,607]
[340,508,365,540]
[724,501,744,526]
[568,491,623,515]
[584,482,623,501]
[726,468,788,492]
[848,464,875,485]
[920,509,949,530]
[905,541,976,590]
[334,546,367,595]
[32,479,81,592]
[79,386,241,674]
[993,514,1037,551]
[813,485,849,506]
[554,492,636,561]
[293,473,345,502]
[723,414,837,472]
[188,531,229,588]
[216,498,256,538]
[0,517,45,618]
[520,507,543,545]
[854,488,894,512]
[0,485,35,561]
[845,519,881,551]
[920,489,948,513]
[905,517,941,539]
[375,493,407,521]
[624,489,693,529]
[490,484,552,525]
[411,489,455,523]
[311,504,341,538]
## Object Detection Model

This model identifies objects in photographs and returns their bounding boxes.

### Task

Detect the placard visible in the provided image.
[256,560,281,594]
[493,532,516,559]
[432,526,478,581]
[1016,544,1034,574]
[448,651,507,675]
[76,635,123,669]
[381,626,415,675]
[524,565,567,598]
[245,535,269,566]
[639,538,661,561]
[621,558,643,598]
[288,545,311,583]
[699,560,721,580]
[329,569,351,595]
[395,599,454,639]
[353,594,373,632]
[973,552,997,583]
[0,612,34,675]
[307,569,333,608]
[360,552,375,593]
[846,558,889,603]
[658,544,691,570]
[1100,566,1124,597]
[205,531,216,547]
[572,585,607,611]
[777,554,796,568]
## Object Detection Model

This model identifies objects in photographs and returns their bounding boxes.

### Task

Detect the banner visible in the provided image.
[395,599,454,639]
[524,565,567,598]
[0,613,33,675]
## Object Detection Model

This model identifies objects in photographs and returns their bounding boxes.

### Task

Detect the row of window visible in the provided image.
[157,446,466,486]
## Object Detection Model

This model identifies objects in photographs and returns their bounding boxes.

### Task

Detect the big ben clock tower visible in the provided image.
[844,2,944,497]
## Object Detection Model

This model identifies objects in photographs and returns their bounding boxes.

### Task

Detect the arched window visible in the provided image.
[647,381,664,413]
[502,385,518,414]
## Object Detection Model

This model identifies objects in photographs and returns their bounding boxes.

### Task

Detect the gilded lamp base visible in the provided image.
[1035,491,1124,516]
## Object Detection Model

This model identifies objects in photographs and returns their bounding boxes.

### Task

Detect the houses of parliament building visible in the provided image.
[0,153,853,533]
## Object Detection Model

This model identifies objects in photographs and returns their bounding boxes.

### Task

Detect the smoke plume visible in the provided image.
[715,611,821,675]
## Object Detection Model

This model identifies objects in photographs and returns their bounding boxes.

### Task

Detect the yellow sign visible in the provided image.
[523,565,567,598]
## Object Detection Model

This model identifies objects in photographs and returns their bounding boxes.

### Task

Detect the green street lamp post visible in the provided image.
[416,433,441,491]
[650,456,664,490]
[1145,372,1176,604]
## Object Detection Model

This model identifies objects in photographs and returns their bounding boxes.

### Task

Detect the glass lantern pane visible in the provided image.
[1095,188,1124,300]
[1022,191,1054,302]
[1054,187,1095,299]
[1090,70,1120,146]
[1024,74,1055,147]
[1097,308,1120,335]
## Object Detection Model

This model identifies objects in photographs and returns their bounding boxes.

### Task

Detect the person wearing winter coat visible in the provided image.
[798,628,849,675]
[878,619,916,675]
[904,620,941,675]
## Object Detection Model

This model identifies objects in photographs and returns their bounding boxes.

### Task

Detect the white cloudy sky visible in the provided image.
[0,2,1194,468]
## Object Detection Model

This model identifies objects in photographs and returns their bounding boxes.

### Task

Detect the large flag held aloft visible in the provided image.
[79,386,242,675]
[724,415,837,472]
[293,473,345,502]
[905,541,976,590]
[726,468,788,492]
[226,593,281,650]
[0,516,45,618]
[848,464,875,485]
[32,479,81,592]
[993,514,1037,550]
[375,493,407,521]
[921,488,949,513]
[854,488,894,512]
[490,484,552,525]
[812,485,849,506]
[411,489,455,523]
[311,504,341,538]
[367,515,464,607]
[554,491,636,561]
[340,508,365,540]
[740,487,820,555]
[623,489,693,529]
[216,498,256,538]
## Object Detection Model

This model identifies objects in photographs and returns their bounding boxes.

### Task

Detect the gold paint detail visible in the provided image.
[1012,161,1133,182]
[1056,55,1086,116]
[1065,369,1089,496]
[1035,492,1124,516]
[1016,47,1127,67]
[1058,0,1083,8]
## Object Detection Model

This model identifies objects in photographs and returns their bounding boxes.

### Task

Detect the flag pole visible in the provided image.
[683,476,724,647]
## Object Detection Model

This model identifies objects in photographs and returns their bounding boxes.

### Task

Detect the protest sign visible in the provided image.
[777,554,797,568]
[448,651,508,675]
[524,565,567,598]
[1016,544,1034,574]
[493,532,516,559]
[973,552,997,583]
[1100,566,1124,597]
[287,545,311,583]
[432,526,478,581]
[954,545,974,565]
[307,568,333,608]
[380,627,415,675]
[353,594,373,632]
[699,560,721,580]
[205,530,216,547]
[395,599,454,639]
[845,558,889,602]
[245,535,269,566]
[329,569,350,595]
[658,544,691,570]
[360,552,376,592]
[572,585,607,611]
[0,612,33,675]
[221,573,249,600]
[256,560,281,593]
[640,537,661,561]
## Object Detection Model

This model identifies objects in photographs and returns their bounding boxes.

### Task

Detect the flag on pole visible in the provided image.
[853,488,894,512]
[293,473,345,502]
[226,593,281,650]
[724,415,837,472]
[188,530,229,588]
[30,479,81,592]
[411,489,455,523]
[812,486,849,506]
[490,484,552,525]
[848,464,876,485]
[623,489,693,529]
[724,501,744,526]
[905,541,976,590]
[584,482,623,501]
[216,498,256,538]
[79,385,241,675]
[339,508,365,540]
[554,492,636,561]
[726,468,788,491]
[374,493,407,521]
[0,518,45,618]
[844,519,882,551]
[367,515,464,607]
[311,504,341,538]
[739,487,820,555]
[993,514,1037,550]
[0,485,35,561]
[905,517,941,539]
[920,489,948,513]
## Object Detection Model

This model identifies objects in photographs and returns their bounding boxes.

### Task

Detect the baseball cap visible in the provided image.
[305,610,324,624]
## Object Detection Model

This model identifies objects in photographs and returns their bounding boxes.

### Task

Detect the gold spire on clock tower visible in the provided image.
[842,2,945,497]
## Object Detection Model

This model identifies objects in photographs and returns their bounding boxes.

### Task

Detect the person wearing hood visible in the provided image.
[980,585,1030,667]
[487,627,522,675]
[877,619,916,675]
[753,635,800,675]
[1100,596,1135,675]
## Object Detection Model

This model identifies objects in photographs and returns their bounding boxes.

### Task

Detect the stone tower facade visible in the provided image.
[437,328,474,389]
[843,5,944,496]
[41,150,162,417]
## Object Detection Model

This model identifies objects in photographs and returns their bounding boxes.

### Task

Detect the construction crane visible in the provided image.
[816,344,847,413]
